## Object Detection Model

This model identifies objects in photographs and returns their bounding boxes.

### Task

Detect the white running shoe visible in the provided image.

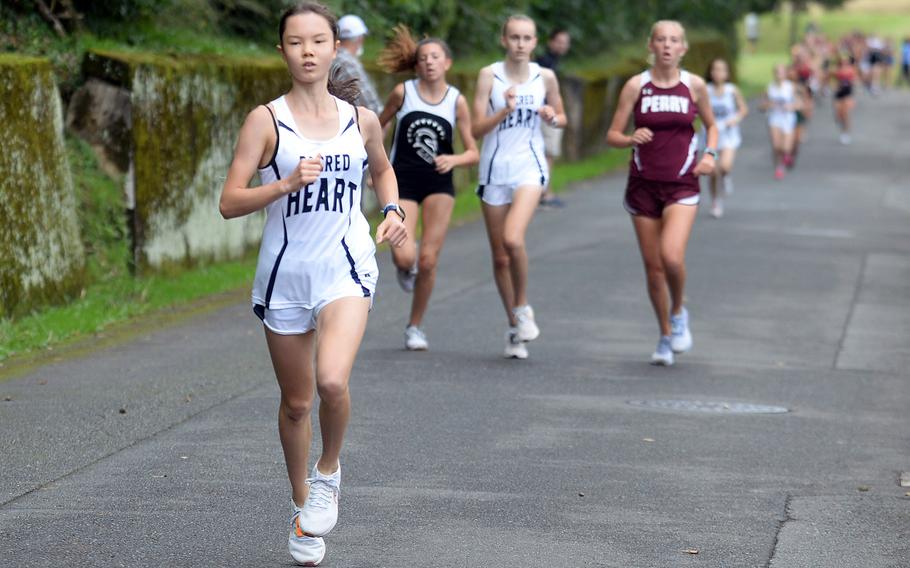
[670,307,693,353]
[404,325,428,351]
[710,201,724,219]
[650,336,674,366]
[297,464,340,537]
[839,133,852,145]
[289,502,326,566]
[396,264,417,293]
[512,305,540,342]
[723,176,734,195]
[504,328,529,359]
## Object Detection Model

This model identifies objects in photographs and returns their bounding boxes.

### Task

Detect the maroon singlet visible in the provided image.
[630,69,699,185]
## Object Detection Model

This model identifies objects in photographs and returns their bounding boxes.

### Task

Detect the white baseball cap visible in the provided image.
[338,15,368,39]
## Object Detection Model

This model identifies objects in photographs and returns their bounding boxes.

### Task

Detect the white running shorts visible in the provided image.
[256,277,376,335]
[476,182,545,207]
[768,112,796,134]
[717,125,742,150]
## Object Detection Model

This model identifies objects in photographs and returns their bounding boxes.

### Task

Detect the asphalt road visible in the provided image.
[1,89,908,568]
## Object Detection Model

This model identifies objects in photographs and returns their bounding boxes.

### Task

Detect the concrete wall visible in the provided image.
[78,51,290,272]
[0,55,86,317]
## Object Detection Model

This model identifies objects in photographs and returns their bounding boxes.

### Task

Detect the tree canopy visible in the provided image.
[8,0,846,57]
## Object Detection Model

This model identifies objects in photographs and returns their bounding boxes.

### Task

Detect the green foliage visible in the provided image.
[344,0,771,59]
[71,0,163,25]
[66,136,131,281]
[210,0,287,39]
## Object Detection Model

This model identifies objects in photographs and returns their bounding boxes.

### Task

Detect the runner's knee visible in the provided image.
[281,394,314,422]
[417,250,439,274]
[316,375,349,404]
[493,252,511,271]
[661,252,685,276]
[503,233,524,254]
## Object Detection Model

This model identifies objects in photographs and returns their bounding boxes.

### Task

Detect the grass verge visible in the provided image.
[0,148,627,370]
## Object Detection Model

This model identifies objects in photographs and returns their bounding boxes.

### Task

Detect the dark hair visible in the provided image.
[278,2,360,105]
[378,24,452,74]
[548,27,569,41]
[704,57,728,83]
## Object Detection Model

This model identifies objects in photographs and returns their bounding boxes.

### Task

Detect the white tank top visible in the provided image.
[708,83,738,125]
[252,95,376,309]
[767,80,796,120]
[478,61,548,186]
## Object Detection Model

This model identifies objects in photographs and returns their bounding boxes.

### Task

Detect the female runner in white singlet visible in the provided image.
[473,14,566,360]
[705,58,748,218]
[219,3,406,565]
[761,64,801,181]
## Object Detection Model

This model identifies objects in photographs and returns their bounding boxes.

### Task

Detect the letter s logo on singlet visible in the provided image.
[407,118,446,164]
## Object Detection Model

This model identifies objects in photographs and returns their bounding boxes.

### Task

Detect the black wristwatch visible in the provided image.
[382,203,406,221]
[704,147,718,159]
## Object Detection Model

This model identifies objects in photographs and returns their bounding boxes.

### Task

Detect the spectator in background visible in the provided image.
[865,34,886,94]
[745,12,760,53]
[882,38,895,88]
[331,14,383,114]
[536,27,571,209]
[902,37,910,86]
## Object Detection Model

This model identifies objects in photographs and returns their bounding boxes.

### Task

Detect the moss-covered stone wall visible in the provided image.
[85,51,290,272]
[0,55,86,318]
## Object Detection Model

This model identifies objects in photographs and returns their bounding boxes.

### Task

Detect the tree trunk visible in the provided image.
[789,0,807,49]
[34,0,67,38]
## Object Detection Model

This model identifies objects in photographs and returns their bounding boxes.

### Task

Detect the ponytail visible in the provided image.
[328,64,361,106]
[378,24,453,74]
[379,24,419,73]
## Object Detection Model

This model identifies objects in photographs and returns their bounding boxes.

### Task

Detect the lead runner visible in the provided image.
[219,2,407,564]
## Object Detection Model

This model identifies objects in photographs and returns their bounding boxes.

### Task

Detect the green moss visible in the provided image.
[0,53,48,66]
[0,56,86,318]
[83,50,289,272]
[67,135,131,280]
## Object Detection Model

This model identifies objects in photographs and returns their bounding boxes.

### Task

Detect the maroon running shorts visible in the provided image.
[623,175,700,219]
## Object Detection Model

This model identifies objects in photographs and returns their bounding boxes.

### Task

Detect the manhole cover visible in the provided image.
[627,399,789,414]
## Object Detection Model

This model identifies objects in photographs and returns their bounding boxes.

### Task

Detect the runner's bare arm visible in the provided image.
[537,68,566,128]
[472,66,513,139]
[220,106,322,219]
[606,76,651,148]
[359,107,407,247]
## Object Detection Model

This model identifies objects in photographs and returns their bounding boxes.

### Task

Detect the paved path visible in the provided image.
[2,90,908,567]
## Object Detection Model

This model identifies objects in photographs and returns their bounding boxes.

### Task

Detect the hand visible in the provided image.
[434,154,457,174]
[375,215,408,248]
[693,154,715,177]
[282,154,323,194]
[725,118,739,128]
[503,87,517,112]
[629,128,654,146]
[538,105,557,125]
